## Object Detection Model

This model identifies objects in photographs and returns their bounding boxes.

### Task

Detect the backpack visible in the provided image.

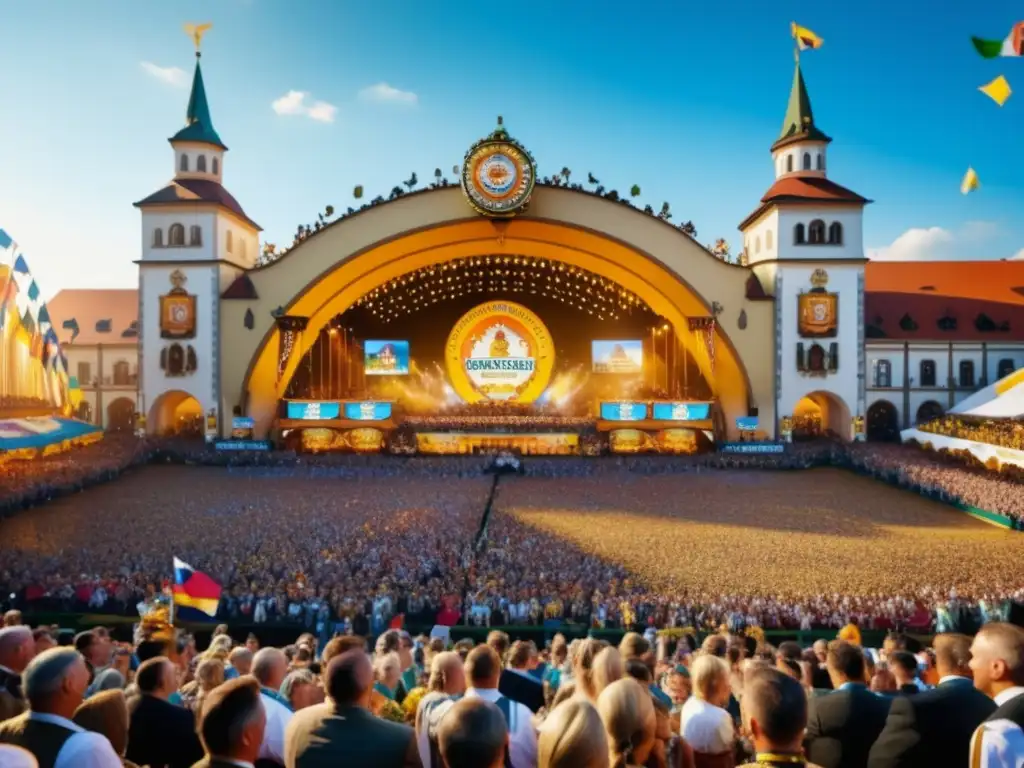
[425,693,515,768]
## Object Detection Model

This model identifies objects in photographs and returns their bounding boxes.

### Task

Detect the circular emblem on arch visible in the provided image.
[445,300,554,403]
[461,122,536,217]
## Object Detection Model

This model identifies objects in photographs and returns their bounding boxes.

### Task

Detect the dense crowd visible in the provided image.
[3,439,1024,635]
[918,415,1024,451]
[3,613,1024,767]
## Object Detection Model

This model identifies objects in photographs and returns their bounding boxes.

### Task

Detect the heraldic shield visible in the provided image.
[160,270,197,339]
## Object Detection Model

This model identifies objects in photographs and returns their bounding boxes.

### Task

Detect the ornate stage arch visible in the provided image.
[219,185,776,439]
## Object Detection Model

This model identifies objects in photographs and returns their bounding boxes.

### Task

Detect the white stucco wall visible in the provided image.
[142,211,218,261]
[772,140,828,179]
[172,141,225,184]
[776,207,864,262]
[777,263,863,436]
[138,263,217,428]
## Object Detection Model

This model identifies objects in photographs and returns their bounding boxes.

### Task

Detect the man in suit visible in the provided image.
[0,627,34,722]
[868,633,995,767]
[193,676,266,768]
[126,655,205,768]
[805,640,891,768]
[738,667,812,768]
[888,651,922,697]
[968,622,1024,766]
[284,649,419,767]
[499,641,544,714]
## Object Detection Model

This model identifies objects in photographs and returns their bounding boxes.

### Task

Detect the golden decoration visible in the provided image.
[183,22,213,52]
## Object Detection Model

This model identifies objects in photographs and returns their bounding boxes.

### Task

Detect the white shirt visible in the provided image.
[27,712,121,768]
[465,687,537,768]
[994,687,1024,707]
[258,691,294,764]
[680,697,734,754]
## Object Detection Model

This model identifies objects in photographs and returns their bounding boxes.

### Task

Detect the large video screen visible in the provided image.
[364,340,410,376]
[592,340,643,374]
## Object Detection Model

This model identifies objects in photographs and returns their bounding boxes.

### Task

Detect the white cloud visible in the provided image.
[140,61,189,88]
[271,90,337,123]
[867,221,1008,261]
[358,82,418,105]
[1011,249,1024,260]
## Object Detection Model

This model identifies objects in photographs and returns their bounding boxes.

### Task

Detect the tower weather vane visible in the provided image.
[183,22,213,56]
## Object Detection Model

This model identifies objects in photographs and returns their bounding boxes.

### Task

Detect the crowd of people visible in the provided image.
[918,414,1024,452]
[3,439,1024,635]
[3,611,1024,767]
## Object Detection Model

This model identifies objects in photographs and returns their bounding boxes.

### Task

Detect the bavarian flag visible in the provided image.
[173,557,222,620]
[972,22,1024,59]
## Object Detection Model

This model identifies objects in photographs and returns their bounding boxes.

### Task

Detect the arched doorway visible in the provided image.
[792,391,852,441]
[149,390,203,437]
[867,400,900,442]
[221,186,775,438]
[106,397,136,432]
[916,400,944,426]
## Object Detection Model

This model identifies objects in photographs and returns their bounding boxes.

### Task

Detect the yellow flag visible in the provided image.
[961,167,980,195]
[792,22,824,51]
[979,75,1012,106]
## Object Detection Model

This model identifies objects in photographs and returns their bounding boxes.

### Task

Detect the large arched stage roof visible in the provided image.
[218,185,776,436]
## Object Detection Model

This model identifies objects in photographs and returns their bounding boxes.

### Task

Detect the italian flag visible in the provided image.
[972,21,1024,58]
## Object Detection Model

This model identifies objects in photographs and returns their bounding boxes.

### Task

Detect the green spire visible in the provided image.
[169,55,227,150]
[772,61,830,151]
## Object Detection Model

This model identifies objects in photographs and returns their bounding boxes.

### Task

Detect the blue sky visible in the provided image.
[0,0,1022,297]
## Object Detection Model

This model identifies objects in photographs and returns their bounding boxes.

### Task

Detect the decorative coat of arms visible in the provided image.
[160,270,197,339]
[797,268,838,338]
[461,117,537,218]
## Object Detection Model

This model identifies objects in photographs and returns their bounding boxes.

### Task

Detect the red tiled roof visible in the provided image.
[47,289,138,346]
[133,178,261,231]
[739,174,870,229]
[864,261,1024,341]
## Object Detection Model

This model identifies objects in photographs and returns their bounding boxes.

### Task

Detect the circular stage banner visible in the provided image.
[445,300,554,403]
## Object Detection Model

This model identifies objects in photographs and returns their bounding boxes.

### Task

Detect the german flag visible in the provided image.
[791,22,823,51]
[173,557,222,620]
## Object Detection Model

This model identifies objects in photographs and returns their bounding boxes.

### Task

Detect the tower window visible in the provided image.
[240,239,247,260]
[189,225,202,246]
[808,220,826,244]
[998,358,1016,379]
[153,228,164,248]
[180,154,189,172]
[168,223,185,247]
[828,222,843,245]
[872,359,892,387]
[226,230,233,253]
[786,155,794,173]
[212,157,219,175]
[794,223,806,245]
[765,230,773,249]
[802,152,811,171]
[197,155,207,172]
[754,236,761,254]
[817,153,824,171]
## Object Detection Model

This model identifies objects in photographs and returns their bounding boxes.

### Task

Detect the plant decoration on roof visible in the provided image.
[257,162,721,266]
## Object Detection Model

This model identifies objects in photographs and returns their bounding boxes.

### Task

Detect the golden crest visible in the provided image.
[810,268,829,288]
[461,117,536,218]
[160,271,197,339]
[798,292,838,338]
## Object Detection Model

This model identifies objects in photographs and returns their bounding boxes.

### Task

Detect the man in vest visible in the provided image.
[969,622,1024,767]
[463,645,536,768]
[0,647,121,768]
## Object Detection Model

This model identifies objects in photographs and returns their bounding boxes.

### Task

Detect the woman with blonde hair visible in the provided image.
[573,638,609,702]
[596,678,657,768]
[72,688,138,767]
[178,657,225,713]
[591,647,625,700]
[539,698,610,768]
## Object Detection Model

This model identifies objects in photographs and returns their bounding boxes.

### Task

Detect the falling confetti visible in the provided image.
[961,167,980,195]
[979,75,1013,106]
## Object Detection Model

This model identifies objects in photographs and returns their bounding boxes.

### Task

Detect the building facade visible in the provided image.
[46,289,139,430]
[126,44,1022,442]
